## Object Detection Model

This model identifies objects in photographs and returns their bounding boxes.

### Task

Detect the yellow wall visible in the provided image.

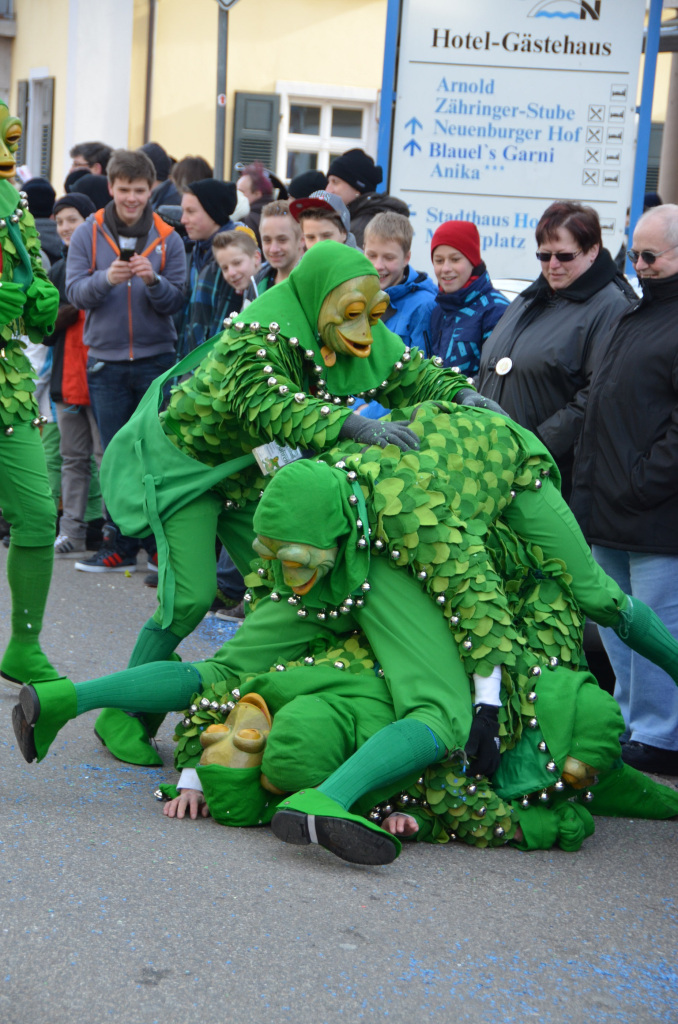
[9,0,70,182]
[137,0,387,170]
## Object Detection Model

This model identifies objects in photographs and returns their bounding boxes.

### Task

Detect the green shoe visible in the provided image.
[12,678,77,763]
[1,640,60,687]
[271,789,401,866]
[94,707,163,766]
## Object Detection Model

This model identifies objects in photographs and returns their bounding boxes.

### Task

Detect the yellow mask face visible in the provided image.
[198,693,272,769]
[0,102,23,180]
[253,535,338,595]
[316,275,389,367]
[561,756,598,790]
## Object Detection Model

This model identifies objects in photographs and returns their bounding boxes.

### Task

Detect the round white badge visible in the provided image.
[495,357,513,376]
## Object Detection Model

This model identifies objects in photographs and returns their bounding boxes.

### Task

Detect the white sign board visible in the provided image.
[389,0,647,279]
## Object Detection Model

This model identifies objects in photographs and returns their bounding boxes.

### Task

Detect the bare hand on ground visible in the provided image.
[381,811,419,836]
[163,788,210,819]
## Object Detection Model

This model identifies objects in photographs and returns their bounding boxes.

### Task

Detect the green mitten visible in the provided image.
[25,276,60,334]
[0,280,27,323]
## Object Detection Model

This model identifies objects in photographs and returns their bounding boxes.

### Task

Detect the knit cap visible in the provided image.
[23,177,56,218]
[188,179,238,227]
[327,149,382,194]
[52,193,96,220]
[431,221,482,267]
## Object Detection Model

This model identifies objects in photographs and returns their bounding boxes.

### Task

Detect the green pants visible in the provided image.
[505,480,625,627]
[0,421,56,546]
[150,492,258,638]
[200,556,473,754]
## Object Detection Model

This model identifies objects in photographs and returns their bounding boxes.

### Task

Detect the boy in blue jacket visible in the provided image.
[363,212,436,355]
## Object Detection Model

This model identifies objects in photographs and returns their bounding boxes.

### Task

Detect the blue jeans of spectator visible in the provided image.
[593,545,678,751]
[216,545,246,601]
[87,352,176,557]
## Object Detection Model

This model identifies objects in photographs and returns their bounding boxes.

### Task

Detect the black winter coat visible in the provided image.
[569,272,678,554]
[477,249,635,498]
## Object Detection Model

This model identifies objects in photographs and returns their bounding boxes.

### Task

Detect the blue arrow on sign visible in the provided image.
[403,138,421,155]
[405,117,423,135]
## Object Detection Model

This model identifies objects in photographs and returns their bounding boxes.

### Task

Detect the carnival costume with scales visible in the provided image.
[0,100,60,686]
[94,242,481,762]
[13,401,678,862]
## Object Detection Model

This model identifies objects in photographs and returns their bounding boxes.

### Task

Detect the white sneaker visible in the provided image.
[54,533,86,557]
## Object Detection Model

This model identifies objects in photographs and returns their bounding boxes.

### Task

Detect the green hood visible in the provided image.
[231,240,405,396]
[253,458,369,608]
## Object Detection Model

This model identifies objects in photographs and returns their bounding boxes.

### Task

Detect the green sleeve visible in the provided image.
[378,348,473,409]
[169,329,353,460]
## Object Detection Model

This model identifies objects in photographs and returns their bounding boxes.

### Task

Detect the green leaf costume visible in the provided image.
[0,106,62,687]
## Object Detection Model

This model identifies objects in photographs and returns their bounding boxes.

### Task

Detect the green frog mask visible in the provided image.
[0,102,23,180]
[316,275,389,367]
[253,535,339,595]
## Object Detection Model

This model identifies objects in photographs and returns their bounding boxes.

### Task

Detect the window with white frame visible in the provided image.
[276,81,379,183]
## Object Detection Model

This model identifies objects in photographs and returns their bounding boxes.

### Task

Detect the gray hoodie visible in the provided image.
[66,209,186,362]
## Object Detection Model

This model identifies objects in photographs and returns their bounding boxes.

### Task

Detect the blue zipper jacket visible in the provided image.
[382,265,437,352]
[428,269,509,375]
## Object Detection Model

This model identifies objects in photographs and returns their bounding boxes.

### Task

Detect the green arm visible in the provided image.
[377,348,473,409]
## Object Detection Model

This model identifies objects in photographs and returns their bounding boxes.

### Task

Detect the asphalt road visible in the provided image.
[0,547,676,1024]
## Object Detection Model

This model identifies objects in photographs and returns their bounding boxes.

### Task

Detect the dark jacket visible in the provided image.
[347,192,410,249]
[43,255,72,401]
[569,273,678,554]
[477,249,635,497]
[241,195,269,246]
[243,262,277,304]
[150,178,182,211]
[428,268,509,373]
[34,217,63,265]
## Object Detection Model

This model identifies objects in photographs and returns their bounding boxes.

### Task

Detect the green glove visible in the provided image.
[0,280,27,325]
[25,276,60,333]
[339,413,420,452]
[454,388,507,417]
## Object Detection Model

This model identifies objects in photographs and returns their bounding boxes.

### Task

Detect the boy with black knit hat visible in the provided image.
[177,178,240,358]
[326,148,409,248]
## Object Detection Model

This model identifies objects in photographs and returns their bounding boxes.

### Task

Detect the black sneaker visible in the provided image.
[144,571,158,588]
[75,547,137,573]
[214,601,245,623]
[621,741,678,776]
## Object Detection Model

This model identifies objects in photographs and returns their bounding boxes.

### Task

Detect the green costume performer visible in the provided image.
[96,240,481,763]
[13,404,678,862]
[0,101,61,686]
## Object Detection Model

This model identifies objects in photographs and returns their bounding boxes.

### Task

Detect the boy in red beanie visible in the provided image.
[428,220,508,376]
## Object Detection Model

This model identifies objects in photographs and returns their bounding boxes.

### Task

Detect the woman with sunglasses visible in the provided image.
[477,201,635,499]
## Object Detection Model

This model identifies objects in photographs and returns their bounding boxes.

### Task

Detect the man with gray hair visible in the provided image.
[570,203,678,776]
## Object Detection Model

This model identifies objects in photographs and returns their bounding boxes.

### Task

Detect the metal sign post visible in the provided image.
[214,0,241,179]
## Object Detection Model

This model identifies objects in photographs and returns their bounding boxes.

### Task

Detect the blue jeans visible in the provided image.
[216,545,245,601]
[87,352,176,556]
[593,545,678,751]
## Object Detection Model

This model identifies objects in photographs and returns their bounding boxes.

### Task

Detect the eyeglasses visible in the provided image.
[627,244,678,265]
[536,250,581,263]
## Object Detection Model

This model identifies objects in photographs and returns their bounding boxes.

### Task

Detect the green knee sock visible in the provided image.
[1,543,58,683]
[77,662,202,716]
[615,596,678,684]
[317,719,443,811]
[128,619,184,668]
